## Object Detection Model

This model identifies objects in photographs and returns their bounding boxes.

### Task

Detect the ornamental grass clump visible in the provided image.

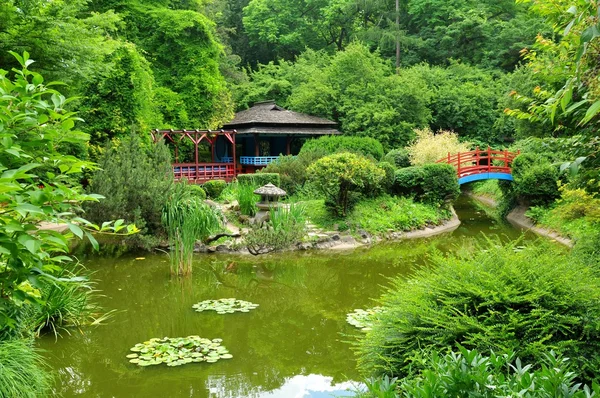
[0,339,52,398]
[355,239,600,380]
[162,185,222,276]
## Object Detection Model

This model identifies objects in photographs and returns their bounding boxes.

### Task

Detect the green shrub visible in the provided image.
[0,339,52,398]
[262,153,321,195]
[307,153,385,217]
[355,240,600,380]
[237,172,281,187]
[300,135,385,160]
[31,266,102,337]
[377,162,397,195]
[186,184,207,200]
[398,348,600,397]
[237,184,259,216]
[202,179,227,199]
[86,133,173,248]
[511,154,560,205]
[393,164,459,206]
[383,148,411,168]
[245,203,306,255]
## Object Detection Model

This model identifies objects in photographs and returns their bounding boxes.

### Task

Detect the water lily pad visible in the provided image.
[126,335,232,368]
[192,298,259,314]
[346,307,384,330]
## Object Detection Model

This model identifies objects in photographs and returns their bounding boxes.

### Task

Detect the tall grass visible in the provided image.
[162,185,222,275]
[0,339,52,398]
[32,266,107,337]
[237,183,259,216]
[246,204,307,255]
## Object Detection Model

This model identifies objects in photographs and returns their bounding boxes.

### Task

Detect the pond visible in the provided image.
[39,196,538,397]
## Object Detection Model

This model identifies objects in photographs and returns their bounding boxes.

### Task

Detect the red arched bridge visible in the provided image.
[437,147,520,185]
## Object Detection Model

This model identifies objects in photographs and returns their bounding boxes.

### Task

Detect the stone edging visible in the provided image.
[467,193,574,248]
[506,206,573,248]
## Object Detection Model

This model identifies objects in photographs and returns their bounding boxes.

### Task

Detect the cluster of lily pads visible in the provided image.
[192,298,259,314]
[346,307,384,331]
[127,336,232,367]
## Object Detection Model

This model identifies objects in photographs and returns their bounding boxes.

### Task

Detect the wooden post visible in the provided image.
[457,152,461,177]
[194,132,199,182]
[211,134,215,163]
[254,134,260,157]
[487,147,491,172]
[232,132,237,180]
[286,135,291,155]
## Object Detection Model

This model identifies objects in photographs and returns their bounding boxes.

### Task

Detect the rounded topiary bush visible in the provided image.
[393,164,459,205]
[186,184,206,200]
[202,180,227,199]
[355,240,600,380]
[511,154,560,205]
[383,148,411,168]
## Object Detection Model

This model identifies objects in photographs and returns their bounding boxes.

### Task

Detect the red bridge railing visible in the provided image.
[173,163,235,183]
[437,147,520,182]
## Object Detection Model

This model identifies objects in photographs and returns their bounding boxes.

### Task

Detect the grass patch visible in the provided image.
[303,195,450,235]
[0,339,52,398]
[470,180,503,201]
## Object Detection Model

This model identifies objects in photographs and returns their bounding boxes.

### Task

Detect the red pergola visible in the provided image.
[151,129,237,183]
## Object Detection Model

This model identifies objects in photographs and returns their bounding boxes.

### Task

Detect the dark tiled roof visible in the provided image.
[224,101,337,128]
[233,126,339,135]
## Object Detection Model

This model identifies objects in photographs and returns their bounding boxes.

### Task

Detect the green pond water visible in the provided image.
[39,196,538,397]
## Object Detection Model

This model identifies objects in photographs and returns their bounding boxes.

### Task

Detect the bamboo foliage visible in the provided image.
[162,186,221,276]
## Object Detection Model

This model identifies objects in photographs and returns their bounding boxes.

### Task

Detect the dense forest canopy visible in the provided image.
[1,0,599,149]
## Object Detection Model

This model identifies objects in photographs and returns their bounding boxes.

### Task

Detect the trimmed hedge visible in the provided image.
[237,173,281,187]
[202,180,227,199]
[511,154,560,205]
[383,148,411,168]
[299,135,384,160]
[393,163,459,205]
[186,184,206,200]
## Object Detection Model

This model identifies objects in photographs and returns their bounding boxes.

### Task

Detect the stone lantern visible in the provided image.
[253,183,287,210]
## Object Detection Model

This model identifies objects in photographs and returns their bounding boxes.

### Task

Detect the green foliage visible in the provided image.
[237,173,281,187]
[300,135,385,161]
[407,63,506,143]
[377,162,397,195]
[79,44,162,144]
[471,180,502,202]
[398,347,600,397]
[262,154,317,195]
[393,164,459,206]
[511,154,560,205]
[202,180,228,199]
[245,204,306,255]
[355,240,600,380]
[0,339,52,398]
[237,184,259,216]
[162,184,222,275]
[383,149,411,169]
[86,134,173,248]
[307,153,385,217]
[186,184,207,200]
[303,195,449,236]
[0,53,135,335]
[30,266,104,338]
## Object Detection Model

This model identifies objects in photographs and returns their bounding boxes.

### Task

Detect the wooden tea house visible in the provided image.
[152,101,339,183]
